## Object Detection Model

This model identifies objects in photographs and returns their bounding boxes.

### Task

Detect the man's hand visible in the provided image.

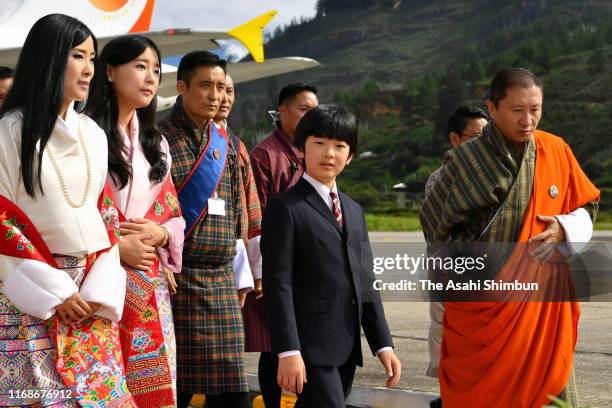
[56,293,92,323]
[238,288,250,308]
[164,266,178,295]
[119,233,157,270]
[528,215,566,262]
[377,350,401,388]
[277,355,307,394]
[254,279,263,299]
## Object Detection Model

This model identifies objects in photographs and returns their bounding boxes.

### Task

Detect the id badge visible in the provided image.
[208,197,226,216]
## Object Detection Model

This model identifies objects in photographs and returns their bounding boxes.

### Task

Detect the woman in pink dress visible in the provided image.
[86,35,185,408]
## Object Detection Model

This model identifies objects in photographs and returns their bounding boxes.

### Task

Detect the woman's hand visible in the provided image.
[120,218,166,247]
[119,233,157,270]
[56,293,92,323]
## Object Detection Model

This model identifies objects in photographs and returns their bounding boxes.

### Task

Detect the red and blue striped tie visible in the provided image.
[330,191,343,227]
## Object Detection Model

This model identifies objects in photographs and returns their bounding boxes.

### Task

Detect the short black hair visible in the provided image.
[278,82,318,106]
[294,104,358,156]
[177,50,226,87]
[447,106,490,135]
[0,66,14,80]
[488,68,543,107]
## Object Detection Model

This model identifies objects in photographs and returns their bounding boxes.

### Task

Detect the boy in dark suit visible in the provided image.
[262,105,401,407]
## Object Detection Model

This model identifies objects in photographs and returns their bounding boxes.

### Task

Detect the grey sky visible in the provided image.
[150,0,317,31]
[0,0,317,59]
[151,0,317,59]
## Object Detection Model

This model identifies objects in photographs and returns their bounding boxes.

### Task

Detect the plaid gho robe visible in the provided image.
[227,126,262,242]
[157,97,248,394]
[419,122,599,407]
[245,128,304,352]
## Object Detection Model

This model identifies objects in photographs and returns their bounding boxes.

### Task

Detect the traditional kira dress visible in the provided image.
[0,105,136,407]
[109,113,184,407]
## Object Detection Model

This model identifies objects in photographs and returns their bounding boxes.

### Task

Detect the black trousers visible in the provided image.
[294,359,356,408]
[258,351,281,407]
[177,392,252,408]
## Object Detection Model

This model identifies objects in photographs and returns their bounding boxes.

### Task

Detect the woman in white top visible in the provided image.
[0,14,136,407]
[86,35,185,407]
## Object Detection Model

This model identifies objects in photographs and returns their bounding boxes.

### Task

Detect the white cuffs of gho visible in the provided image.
[79,244,126,321]
[555,207,593,255]
[247,235,262,280]
[2,258,79,320]
[233,239,254,291]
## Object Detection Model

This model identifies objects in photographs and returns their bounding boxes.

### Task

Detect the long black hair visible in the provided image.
[0,14,96,198]
[86,35,166,189]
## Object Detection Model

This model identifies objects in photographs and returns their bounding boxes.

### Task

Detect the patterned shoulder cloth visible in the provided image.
[117,175,181,408]
[0,183,137,408]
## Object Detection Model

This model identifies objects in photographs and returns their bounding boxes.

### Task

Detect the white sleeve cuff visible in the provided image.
[247,235,262,280]
[2,258,78,320]
[79,245,126,321]
[555,207,593,254]
[278,350,301,359]
[375,346,393,356]
[233,239,254,291]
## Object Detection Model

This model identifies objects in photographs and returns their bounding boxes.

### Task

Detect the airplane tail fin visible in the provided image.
[129,0,156,33]
[228,10,277,63]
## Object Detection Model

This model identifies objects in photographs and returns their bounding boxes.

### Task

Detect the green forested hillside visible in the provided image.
[230,0,611,214]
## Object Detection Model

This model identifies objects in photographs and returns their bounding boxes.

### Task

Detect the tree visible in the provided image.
[589,48,606,74]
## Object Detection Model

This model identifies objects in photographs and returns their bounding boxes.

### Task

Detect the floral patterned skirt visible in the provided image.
[0,255,136,408]
[154,276,177,400]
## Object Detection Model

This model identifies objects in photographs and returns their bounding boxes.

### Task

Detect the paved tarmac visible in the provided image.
[243,231,612,406]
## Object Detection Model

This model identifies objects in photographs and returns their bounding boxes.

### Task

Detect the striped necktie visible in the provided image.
[329,191,343,227]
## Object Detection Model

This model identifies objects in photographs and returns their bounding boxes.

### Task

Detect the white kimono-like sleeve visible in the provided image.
[247,235,262,280]
[0,119,79,320]
[555,207,593,254]
[79,244,126,321]
[1,256,79,320]
[233,239,254,291]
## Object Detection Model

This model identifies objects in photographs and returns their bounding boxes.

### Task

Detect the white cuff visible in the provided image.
[555,207,593,254]
[247,235,262,280]
[79,245,126,321]
[233,239,254,291]
[375,346,393,356]
[278,350,301,359]
[2,258,78,320]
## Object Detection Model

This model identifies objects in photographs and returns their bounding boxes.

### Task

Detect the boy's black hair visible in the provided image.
[294,104,358,156]
[177,50,226,87]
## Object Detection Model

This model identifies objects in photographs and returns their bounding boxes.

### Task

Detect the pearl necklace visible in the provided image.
[46,125,92,208]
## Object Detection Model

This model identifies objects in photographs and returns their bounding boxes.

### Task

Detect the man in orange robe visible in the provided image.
[419,68,600,407]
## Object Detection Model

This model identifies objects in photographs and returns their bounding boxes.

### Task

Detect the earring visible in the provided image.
[108,77,113,82]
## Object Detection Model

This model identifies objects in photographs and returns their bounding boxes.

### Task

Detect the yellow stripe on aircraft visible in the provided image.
[228,10,277,63]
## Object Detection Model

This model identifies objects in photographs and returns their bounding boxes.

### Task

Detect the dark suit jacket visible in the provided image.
[262,178,393,367]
